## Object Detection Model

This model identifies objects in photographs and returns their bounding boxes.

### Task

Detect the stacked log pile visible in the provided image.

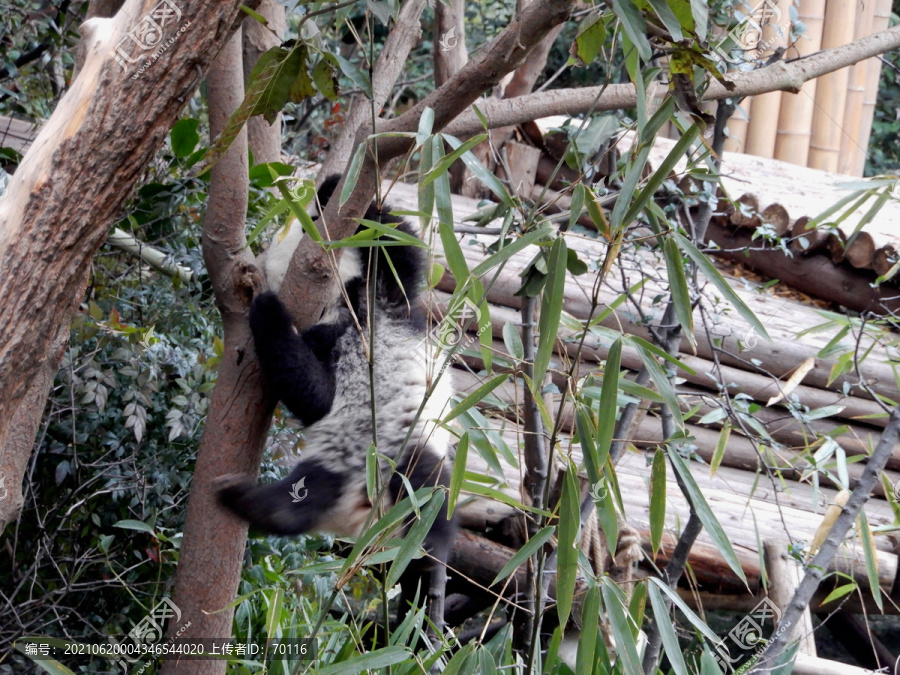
[382,180,900,618]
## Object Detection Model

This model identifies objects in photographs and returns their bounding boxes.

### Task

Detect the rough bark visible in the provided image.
[162,29,270,675]
[0,0,256,531]
[433,0,467,88]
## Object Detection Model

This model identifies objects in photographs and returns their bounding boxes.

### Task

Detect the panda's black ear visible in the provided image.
[317,174,342,210]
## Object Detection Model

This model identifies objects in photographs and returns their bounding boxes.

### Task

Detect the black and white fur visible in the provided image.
[217,176,456,625]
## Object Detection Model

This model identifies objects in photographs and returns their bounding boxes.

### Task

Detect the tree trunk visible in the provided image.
[162,29,272,675]
[0,0,256,531]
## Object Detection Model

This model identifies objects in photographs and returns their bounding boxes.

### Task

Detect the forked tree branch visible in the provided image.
[749,406,900,673]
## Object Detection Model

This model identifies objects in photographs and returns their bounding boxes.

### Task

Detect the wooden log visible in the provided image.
[453,360,900,490]
[789,215,831,254]
[729,193,761,228]
[676,382,900,470]
[760,202,790,236]
[827,229,848,264]
[844,231,877,270]
[704,220,900,315]
[764,539,816,656]
[874,244,898,277]
[435,289,897,432]
[793,654,875,675]
[628,413,900,499]
[501,140,541,199]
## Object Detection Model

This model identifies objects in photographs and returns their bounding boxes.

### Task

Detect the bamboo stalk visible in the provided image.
[744,0,793,158]
[838,0,877,176]
[725,97,753,153]
[774,0,826,165]
[764,540,817,656]
[808,0,856,171]
[854,0,894,176]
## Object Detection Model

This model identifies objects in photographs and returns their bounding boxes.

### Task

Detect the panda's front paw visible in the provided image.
[250,291,295,336]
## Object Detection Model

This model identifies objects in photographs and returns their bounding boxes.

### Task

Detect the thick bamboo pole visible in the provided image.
[773,0,826,165]
[764,540,817,656]
[745,0,793,158]
[808,0,856,171]
[838,0,877,176]
[854,0,894,176]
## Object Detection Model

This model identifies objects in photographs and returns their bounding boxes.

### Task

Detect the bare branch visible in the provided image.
[444,25,900,137]
[749,406,900,673]
[319,0,429,181]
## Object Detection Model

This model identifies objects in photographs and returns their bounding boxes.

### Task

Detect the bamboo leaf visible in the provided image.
[610,0,652,62]
[650,450,667,555]
[648,583,690,675]
[439,221,471,286]
[668,449,748,584]
[611,144,651,229]
[710,423,731,477]
[490,526,555,586]
[386,491,444,588]
[647,577,721,644]
[461,480,551,517]
[447,433,468,518]
[443,135,516,207]
[821,582,857,605]
[620,125,700,228]
[596,339,621,470]
[503,321,524,360]
[339,143,367,208]
[647,0,683,40]
[416,106,434,147]
[533,237,567,388]
[423,134,488,185]
[663,237,696,346]
[557,463,582,628]
[470,224,554,278]
[445,374,508,423]
[858,510,883,611]
[317,646,411,674]
[672,232,770,341]
[577,405,600,484]
[432,135,455,229]
[629,337,685,430]
[601,578,644,675]
[265,587,283,639]
[575,584,602,675]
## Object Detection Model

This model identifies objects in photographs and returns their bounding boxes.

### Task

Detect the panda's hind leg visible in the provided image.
[216,460,345,536]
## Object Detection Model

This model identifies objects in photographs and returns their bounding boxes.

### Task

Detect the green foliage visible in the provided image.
[865,9,900,176]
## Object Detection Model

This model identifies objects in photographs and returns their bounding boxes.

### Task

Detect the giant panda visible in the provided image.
[217,175,456,626]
